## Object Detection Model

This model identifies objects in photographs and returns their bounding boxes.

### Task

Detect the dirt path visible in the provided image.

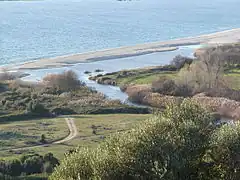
[53,118,78,144]
[1,118,78,151]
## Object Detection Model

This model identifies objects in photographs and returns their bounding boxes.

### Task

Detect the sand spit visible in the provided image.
[14,28,240,70]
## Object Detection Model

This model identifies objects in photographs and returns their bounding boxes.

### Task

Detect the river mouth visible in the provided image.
[21,46,235,123]
[22,46,195,101]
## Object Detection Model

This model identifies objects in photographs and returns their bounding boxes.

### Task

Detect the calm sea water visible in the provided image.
[1,0,240,65]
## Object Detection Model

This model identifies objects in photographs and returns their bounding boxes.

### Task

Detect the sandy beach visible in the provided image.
[10,28,240,70]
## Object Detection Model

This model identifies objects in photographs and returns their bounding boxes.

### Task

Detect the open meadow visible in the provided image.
[0,114,150,160]
[0,118,67,151]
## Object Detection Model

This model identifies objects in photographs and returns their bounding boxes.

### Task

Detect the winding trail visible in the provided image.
[1,117,78,151]
[53,118,78,144]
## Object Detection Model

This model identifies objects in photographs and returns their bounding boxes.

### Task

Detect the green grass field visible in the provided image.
[0,114,150,160]
[103,70,177,86]
[0,118,68,151]
[72,114,150,146]
[225,68,240,89]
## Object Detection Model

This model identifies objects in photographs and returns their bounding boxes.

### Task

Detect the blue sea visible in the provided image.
[1,0,240,65]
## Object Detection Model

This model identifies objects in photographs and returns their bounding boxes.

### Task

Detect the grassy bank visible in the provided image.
[225,67,240,89]
[89,65,177,86]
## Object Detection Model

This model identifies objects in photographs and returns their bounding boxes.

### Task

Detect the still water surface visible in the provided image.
[1,0,240,65]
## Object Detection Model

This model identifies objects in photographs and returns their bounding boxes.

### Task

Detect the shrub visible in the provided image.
[42,153,59,174]
[43,162,54,174]
[40,134,47,144]
[50,107,76,115]
[171,55,194,70]
[152,79,176,94]
[208,123,240,179]
[23,155,44,175]
[89,107,151,114]
[6,159,22,177]
[43,153,59,168]
[152,79,193,97]
[205,88,240,101]
[174,83,193,97]
[50,100,216,180]
[0,173,13,180]
[43,70,85,92]
[27,101,49,115]
[127,90,149,104]
[0,153,59,178]
[21,153,59,175]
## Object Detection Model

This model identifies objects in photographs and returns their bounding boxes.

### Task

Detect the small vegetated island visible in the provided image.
[0,44,239,180]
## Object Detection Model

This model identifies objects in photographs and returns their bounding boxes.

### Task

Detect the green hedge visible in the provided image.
[0,113,52,123]
[88,106,151,114]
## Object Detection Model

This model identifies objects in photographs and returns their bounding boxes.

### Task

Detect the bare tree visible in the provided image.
[197,47,225,89]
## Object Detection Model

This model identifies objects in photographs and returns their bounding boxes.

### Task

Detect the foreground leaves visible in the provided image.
[50,99,240,180]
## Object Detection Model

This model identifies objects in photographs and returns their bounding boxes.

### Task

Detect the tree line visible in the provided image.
[0,153,59,178]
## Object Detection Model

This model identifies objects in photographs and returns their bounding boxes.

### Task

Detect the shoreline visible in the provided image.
[5,28,240,71]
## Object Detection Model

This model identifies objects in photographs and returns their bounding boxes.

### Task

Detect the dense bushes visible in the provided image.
[88,106,151,114]
[127,90,149,104]
[152,79,176,94]
[42,70,85,92]
[51,107,76,115]
[0,70,130,117]
[0,159,22,177]
[51,100,240,180]
[27,101,50,116]
[171,55,194,70]
[0,113,48,123]
[0,153,59,178]
[206,88,240,101]
[152,79,193,97]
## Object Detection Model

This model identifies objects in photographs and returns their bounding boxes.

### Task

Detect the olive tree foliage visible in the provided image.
[51,99,240,180]
[51,99,238,180]
[208,124,240,179]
